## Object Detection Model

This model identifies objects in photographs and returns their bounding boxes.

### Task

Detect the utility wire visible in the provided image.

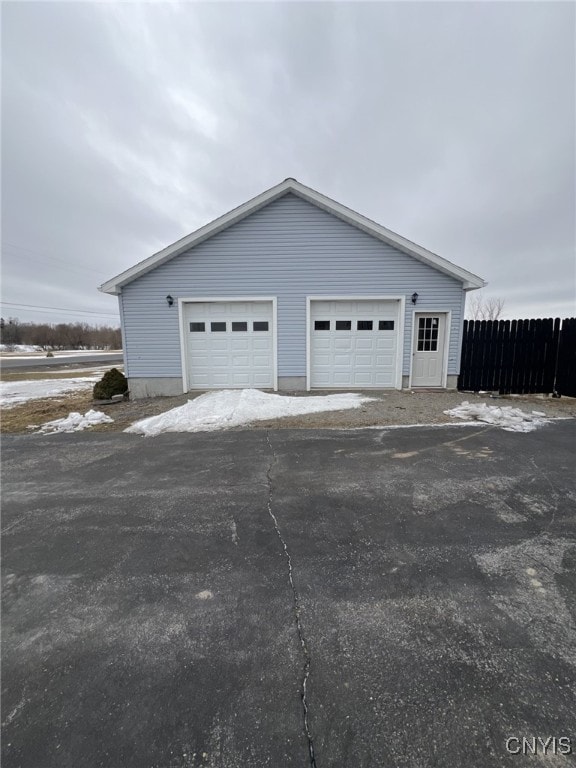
[0,301,118,318]
[2,241,110,276]
[0,307,119,320]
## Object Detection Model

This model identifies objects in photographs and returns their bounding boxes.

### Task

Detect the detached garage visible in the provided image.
[100,179,484,398]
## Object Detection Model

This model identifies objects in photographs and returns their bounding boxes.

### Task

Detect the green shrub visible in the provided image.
[93,368,128,400]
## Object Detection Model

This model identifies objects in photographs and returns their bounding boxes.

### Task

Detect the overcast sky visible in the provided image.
[2,1,574,325]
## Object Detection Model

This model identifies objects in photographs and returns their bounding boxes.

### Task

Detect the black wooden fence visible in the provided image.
[458,317,576,396]
[555,318,576,397]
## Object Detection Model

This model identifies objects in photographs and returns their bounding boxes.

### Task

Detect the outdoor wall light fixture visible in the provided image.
[166,295,174,307]
[411,292,419,305]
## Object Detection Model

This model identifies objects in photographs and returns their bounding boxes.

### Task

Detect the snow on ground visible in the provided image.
[0,344,43,353]
[445,401,551,432]
[32,367,109,375]
[126,388,375,437]
[0,376,100,409]
[36,410,113,434]
[0,348,121,358]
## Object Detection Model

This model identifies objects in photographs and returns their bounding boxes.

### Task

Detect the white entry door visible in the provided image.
[411,313,447,387]
[184,301,274,389]
[310,299,400,388]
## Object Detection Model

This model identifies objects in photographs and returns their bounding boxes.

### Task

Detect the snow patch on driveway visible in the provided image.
[37,410,113,434]
[125,389,375,437]
[445,401,553,432]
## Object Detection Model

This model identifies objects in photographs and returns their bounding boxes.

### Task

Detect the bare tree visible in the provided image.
[0,320,121,350]
[466,293,505,321]
[0,317,22,346]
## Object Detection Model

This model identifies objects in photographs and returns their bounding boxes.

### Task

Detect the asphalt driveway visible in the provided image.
[2,422,575,767]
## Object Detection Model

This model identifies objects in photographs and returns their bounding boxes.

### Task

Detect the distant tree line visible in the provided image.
[0,317,122,350]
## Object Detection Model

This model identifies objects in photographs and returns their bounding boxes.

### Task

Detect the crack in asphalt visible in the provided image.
[265,432,317,768]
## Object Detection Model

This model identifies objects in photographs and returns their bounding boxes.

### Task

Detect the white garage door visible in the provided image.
[310,299,400,388]
[184,301,274,389]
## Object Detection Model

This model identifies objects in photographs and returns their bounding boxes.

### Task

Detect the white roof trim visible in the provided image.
[99,178,486,295]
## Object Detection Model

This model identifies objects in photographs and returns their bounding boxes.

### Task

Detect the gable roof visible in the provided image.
[99,178,485,295]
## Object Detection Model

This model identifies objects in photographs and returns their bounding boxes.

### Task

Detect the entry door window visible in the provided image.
[417,317,439,351]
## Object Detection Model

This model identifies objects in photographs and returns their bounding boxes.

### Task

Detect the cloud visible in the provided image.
[1,1,574,324]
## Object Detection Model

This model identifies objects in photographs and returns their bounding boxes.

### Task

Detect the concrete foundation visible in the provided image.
[128,378,184,399]
[128,374,458,399]
[278,376,307,391]
[401,374,459,390]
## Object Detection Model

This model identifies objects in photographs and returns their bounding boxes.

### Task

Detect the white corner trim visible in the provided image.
[177,299,188,393]
[177,296,278,393]
[443,310,452,388]
[118,294,129,378]
[99,179,485,295]
[408,310,451,389]
[272,297,278,392]
[305,296,312,391]
[306,295,405,391]
[395,296,406,389]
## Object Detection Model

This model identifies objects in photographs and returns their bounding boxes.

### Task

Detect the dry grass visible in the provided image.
[1,392,96,433]
[1,391,192,434]
[0,366,125,432]
[2,387,574,435]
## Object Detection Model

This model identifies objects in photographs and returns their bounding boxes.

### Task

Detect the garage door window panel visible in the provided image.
[190,322,206,332]
[232,322,248,332]
[357,320,373,331]
[335,320,352,331]
[211,322,227,332]
[253,321,269,332]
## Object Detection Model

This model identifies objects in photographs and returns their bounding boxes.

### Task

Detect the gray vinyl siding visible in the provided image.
[121,193,465,381]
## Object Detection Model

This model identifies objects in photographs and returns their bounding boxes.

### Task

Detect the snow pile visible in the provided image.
[0,376,100,409]
[444,401,551,432]
[37,409,113,434]
[126,388,374,437]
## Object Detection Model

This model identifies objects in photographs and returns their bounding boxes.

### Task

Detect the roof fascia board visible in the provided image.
[99,179,294,294]
[287,182,485,289]
[99,178,485,295]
